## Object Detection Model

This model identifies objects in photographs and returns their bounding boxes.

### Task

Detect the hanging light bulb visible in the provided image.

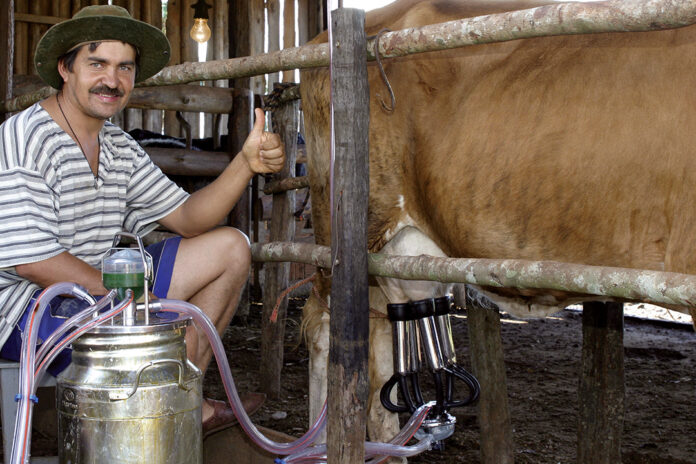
[190,0,212,44]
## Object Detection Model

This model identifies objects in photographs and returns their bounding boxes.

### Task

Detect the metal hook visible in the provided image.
[372,28,396,113]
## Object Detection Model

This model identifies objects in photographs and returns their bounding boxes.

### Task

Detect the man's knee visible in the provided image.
[210,227,251,274]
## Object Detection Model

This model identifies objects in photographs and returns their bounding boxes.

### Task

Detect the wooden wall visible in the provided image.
[9,0,326,136]
[1,0,13,125]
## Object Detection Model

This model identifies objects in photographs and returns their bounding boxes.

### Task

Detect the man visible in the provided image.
[0,5,283,436]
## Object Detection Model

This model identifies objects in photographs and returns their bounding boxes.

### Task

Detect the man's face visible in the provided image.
[58,41,137,121]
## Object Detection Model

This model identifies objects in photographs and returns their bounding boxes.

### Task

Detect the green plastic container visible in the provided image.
[101,248,150,301]
[102,271,145,300]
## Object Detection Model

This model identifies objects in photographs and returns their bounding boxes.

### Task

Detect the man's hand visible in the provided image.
[241,108,286,174]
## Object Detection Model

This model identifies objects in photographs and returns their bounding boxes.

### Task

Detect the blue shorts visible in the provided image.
[0,237,182,376]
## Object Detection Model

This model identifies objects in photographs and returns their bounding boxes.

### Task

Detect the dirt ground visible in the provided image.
[208,297,695,464]
[19,296,695,463]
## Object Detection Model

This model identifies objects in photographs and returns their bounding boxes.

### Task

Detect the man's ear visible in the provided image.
[57,59,69,86]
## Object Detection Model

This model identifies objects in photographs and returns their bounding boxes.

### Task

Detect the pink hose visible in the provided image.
[159,299,328,455]
[159,299,437,462]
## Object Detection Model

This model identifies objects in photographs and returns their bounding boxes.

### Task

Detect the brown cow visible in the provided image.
[299,0,696,443]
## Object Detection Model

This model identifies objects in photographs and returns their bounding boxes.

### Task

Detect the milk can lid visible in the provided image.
[102,248,146,274]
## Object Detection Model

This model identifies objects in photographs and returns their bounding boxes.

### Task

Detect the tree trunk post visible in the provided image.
[458,285,515,464]
[327,7,370,463]
[578,301,624,463]
[260,100,299,399]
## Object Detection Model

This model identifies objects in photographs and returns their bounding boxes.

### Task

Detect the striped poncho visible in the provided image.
[0,102,189,347]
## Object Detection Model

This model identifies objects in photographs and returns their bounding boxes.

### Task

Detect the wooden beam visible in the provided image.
[578,301,625,463]
[0,0,13,124]
[262,175,309,194]
[126,84,234,114]
[327,8,370,464]
[145,147,229,177]
[14,13,63,25]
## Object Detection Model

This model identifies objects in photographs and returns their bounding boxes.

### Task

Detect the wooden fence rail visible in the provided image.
[4,0,696,113]
[262,175,309,194]
[251,241,696,309]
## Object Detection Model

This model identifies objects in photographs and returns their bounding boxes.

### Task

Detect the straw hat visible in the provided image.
[34,5,171,89]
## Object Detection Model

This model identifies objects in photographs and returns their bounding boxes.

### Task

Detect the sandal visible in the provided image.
[202,392,266,439]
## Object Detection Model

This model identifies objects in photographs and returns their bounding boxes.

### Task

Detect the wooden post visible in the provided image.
[327,8,370,464]
[267,0,281,87]
[249,0,266,96]
[229,0,252,236]
[260,100,299,399]
[180,0,199,138]
[227,88,253,272]
[578,301,625,463]
[14,0,27,77]
[297,0,310,45]
[141,0,163,133]
[458,285,515,464]
[228,0,253,320]
[57,1,71,20]
[0,0,13,124]
[282,0,296,82]
[307,0,325,39]
[165,0,182,136]
[29,0,44,76]
[213,0,229,140]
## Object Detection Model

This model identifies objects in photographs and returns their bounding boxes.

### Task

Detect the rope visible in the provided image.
[268,272,389,323]
[270,274,317,323]
[310,280,387,319]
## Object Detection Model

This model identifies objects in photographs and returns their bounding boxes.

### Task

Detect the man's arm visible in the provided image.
[15,251,108,295]
[159,108,285,238]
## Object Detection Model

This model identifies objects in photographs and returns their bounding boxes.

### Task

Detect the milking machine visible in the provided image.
[380,295,480,450]
[11,231,449,464]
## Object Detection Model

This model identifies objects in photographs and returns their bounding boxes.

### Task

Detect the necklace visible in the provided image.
[56,93,98,178]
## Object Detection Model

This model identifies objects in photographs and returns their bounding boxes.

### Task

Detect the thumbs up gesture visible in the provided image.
[241,108,285,174]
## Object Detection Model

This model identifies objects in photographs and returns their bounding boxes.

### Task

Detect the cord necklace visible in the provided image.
[56,93,98,180]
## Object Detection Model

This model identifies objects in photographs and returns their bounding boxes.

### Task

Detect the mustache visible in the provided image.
[89,86,124,97]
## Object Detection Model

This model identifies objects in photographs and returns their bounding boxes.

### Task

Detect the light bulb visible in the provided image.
[190,18,211,44]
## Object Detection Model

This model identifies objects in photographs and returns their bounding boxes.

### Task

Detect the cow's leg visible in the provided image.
[303,292,330,443]
[367,286,401,443]
[578,301,624,464]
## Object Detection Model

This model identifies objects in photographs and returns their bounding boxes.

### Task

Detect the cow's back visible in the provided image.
[301,0,696,279]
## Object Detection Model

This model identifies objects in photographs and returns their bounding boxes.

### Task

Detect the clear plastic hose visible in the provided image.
[280,402,434,464]
[14,291,437,463]
[158,299,328,455]
[12,283,92,464]
[34,291,128,390]
[34,291,116,382]
[11,286,120,464]
[159,299,439,462]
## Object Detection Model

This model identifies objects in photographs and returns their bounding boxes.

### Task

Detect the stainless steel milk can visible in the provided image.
[57,315,202,463]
